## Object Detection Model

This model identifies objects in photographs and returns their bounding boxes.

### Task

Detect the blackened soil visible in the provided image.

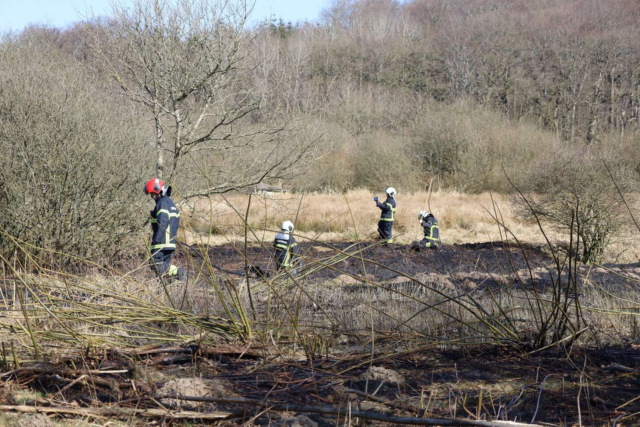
[176,240,553,283]
[170,240,640,294]
[17,343,640,426]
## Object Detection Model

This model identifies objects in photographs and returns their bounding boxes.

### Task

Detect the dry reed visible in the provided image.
[180,189,640,263]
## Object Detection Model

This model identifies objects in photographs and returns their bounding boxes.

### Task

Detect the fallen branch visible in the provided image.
[11,366,131,391]
[0,366,127,379]
[342,387,420,414]
[55,374,87,396]
[125,344,262,359]
[603,363,635,373]
[12,366,128,377]
[162,394,544,426]
[0,404,238,421]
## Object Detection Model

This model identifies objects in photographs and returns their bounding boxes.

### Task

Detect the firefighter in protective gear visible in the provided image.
[375,187,396,244]
[274,220,300,272]
[411,211,440,250]
[144,178,187,282]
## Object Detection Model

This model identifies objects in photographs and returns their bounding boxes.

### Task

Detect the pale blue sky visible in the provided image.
[0,0,328,32]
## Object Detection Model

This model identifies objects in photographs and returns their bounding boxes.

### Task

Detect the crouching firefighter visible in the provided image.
[144,178,187,282]
[274,221,300,273]
[411,211,440,251]
[375,187,397,245]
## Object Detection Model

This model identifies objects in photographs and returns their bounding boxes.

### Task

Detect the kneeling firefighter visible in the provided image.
[274,220,300,272]
[375,187,396,244]
[144,178,187,282]
[411,211,440,250]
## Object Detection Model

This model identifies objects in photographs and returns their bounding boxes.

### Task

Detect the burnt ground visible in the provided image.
[4,241,640,425]
[3,342,640,426]
[175,239,640,293]
[178,240,553,281]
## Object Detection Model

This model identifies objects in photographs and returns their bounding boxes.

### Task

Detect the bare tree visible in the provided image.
[88,0,311,194]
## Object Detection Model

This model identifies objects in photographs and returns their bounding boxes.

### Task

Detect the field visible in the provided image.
[181,190,640,263]
[2,191,640,426]
[0,191,640,426]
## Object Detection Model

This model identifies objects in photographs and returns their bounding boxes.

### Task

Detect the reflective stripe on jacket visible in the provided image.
[274,232,299,267]
[376,197,396,222]
[422,217,440,247]
[150,195,180,250]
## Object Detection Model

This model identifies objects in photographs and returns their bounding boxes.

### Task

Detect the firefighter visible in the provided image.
[411,211,440,251]
[375,187,396,245]
[274,220,300,272]
[144,178,187,282]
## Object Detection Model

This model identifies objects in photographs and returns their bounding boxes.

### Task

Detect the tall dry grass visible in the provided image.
[180,189,640,263]
[2,190,639,367]
[180,189,559,246]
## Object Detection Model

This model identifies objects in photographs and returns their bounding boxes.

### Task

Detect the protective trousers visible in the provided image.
[377,220,393,244]
[150,249,182,278]
[276,251,291,270]
[420,237,439,249]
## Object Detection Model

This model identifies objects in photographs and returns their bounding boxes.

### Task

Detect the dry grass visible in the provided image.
[180,189,556,245]
[2,189,639,366]
[2,211,640,371]
[179,189,640,263]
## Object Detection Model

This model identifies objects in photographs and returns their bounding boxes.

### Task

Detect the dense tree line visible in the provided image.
[311,0,640,143]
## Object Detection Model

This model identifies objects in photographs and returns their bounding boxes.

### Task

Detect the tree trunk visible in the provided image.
[570,101,576,143]
[586,73,603,144]
[154,104,164,179]
[609,67,615,129]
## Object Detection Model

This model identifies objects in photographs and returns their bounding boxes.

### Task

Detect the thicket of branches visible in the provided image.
[0,34,149,263]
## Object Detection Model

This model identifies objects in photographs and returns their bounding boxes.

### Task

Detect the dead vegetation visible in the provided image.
[180,190,640,264]
[2,202,640,425]
[3,0,640,425]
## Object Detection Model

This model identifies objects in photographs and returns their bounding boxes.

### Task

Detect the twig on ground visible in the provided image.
[342,387,420,414]
[161,394,544,426]
[0,404,240,420]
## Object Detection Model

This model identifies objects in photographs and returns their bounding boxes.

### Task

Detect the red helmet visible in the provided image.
[144,178,164,195]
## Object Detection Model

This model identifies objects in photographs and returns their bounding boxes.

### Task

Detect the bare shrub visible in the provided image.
[515,149,633,264]
[411,100,562,192]
[0,33,147,263]
[351,131,423,192]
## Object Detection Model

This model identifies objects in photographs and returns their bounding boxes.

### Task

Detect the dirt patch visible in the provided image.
[333,274,358,285]
[276,415,319,427]
[360,366,405,385]
[18,414,54,427]
[157,378,234,408]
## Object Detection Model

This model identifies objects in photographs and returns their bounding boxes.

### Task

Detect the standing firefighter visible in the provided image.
[375,187,397,245]
[411,211,440,251]
[144,178,187,282]
[274,220,300,273]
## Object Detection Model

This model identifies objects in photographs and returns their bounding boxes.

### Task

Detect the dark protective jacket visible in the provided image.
[421,216,440,247]
[274,232,300,268]
[376,197,396,222]
[150,195,180,251]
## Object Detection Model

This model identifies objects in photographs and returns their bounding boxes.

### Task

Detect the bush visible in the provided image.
[411,100,563,193]
[351,130,424,192]
[0,34,149,264]
[515,148,632,264]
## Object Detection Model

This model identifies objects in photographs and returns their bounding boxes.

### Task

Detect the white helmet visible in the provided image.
[385,187,396,198]
[281,220,294,233]
[418,211,429,221]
